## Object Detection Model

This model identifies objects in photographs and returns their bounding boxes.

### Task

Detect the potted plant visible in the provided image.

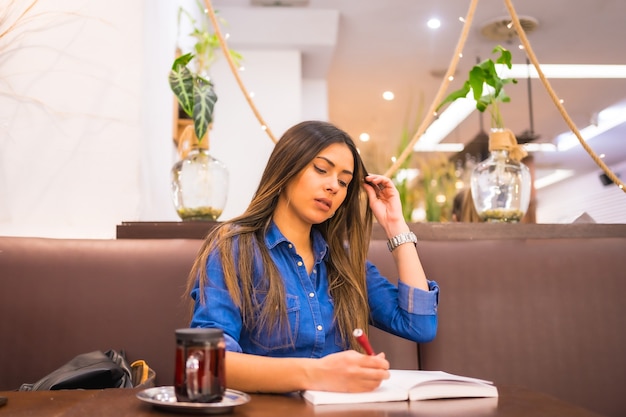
[168,4,241,222]
[169,3,242,148]
[436,45,531,222]
[437,45,516,130]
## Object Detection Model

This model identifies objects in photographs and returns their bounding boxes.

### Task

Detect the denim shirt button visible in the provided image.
[297,261,303,267]
[308,292,315,298]
[316,325,323,331]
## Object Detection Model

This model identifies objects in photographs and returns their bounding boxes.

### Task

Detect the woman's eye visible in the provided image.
[314,165,326,174]
[314,164,349,188]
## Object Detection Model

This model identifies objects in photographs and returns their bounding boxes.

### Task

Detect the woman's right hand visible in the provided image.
[307,350,390,392]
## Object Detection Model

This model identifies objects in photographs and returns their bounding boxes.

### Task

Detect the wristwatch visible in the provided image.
[387,231,418,252]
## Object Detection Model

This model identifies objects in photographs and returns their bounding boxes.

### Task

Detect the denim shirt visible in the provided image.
[190,222,439,358]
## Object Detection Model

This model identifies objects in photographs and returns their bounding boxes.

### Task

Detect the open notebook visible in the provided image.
[302,369,498,405]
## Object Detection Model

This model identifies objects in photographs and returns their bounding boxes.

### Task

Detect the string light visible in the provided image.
[203,0,278,143]
[200,0,624,193]
[427,18,441,29]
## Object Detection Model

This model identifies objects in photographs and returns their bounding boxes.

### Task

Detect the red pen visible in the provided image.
[353,328,376,355]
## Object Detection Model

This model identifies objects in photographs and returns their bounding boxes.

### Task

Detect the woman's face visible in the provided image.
[281,143,355,226]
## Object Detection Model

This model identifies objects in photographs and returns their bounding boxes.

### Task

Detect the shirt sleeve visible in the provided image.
[366,260,439,343]
[189,249,245,353]
[398,280,439,315]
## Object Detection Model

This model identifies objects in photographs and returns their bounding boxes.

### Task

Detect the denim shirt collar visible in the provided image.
[265,220,329,263]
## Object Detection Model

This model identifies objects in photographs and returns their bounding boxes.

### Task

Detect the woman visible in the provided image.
[186,120,439,394]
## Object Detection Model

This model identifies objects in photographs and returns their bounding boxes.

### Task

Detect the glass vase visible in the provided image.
[171,147,228,221]
[470,147,531,223]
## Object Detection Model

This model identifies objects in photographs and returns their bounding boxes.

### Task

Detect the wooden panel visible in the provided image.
[117,221,626,240]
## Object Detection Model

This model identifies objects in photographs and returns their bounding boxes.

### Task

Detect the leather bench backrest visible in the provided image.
[415,237,626,417]
[0,237,202,390]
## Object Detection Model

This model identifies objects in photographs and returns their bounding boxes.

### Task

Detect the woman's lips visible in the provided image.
[315,198,332,211]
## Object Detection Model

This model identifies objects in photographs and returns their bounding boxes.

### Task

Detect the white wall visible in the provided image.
[209,50,304,221]
[0,0,145,238]
[302,79,329,122]
[0,1,330,238]
[5,1,620,237]
[137,0,180,221]
[536,160,626,223]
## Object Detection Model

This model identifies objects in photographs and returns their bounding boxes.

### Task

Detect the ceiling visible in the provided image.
[211,0,626,184]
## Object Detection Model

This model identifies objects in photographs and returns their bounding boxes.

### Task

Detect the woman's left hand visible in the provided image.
[362,174,405,231]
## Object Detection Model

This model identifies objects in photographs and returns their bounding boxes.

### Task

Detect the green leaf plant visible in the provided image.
[437,45,517,129]
[169,52,217,142]
[168,2,242,144]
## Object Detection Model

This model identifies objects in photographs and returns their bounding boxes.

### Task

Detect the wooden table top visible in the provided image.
[0,385,606,417]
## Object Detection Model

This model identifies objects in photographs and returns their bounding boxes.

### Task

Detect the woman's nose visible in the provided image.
[326,178,339,193]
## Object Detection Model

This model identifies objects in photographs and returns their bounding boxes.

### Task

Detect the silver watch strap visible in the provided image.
[386,232,417,252]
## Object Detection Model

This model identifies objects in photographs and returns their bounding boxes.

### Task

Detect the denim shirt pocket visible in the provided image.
[249,293,301,352]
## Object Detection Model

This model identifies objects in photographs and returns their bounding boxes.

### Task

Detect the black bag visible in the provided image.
[19,349,154,391]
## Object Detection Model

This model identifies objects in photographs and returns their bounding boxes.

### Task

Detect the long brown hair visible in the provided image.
[186,120,373,351]
[452,188,483,223]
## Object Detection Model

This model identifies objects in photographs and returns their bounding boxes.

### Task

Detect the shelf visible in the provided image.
[117,221,626,240]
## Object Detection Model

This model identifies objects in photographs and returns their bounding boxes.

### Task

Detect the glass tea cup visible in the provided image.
[174,328,226,403]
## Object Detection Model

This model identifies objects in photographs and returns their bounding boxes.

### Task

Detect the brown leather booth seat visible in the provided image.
[365,226,626,417]
[414,236,626,417]
[0,237,202,391]
[1,224,625,417]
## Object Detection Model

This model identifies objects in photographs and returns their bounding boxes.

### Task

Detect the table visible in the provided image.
[0,386,606,417]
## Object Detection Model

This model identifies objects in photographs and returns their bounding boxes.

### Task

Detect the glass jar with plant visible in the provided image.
[168,3,241,221]
[436,45,531,223]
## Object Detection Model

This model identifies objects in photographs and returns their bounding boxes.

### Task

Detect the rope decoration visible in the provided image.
[383,0,480,178]
[489,128,528,162]
[503,0,624,192]
[202,0,624,193]
[178,124,209,158]
[202,0,278,144]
